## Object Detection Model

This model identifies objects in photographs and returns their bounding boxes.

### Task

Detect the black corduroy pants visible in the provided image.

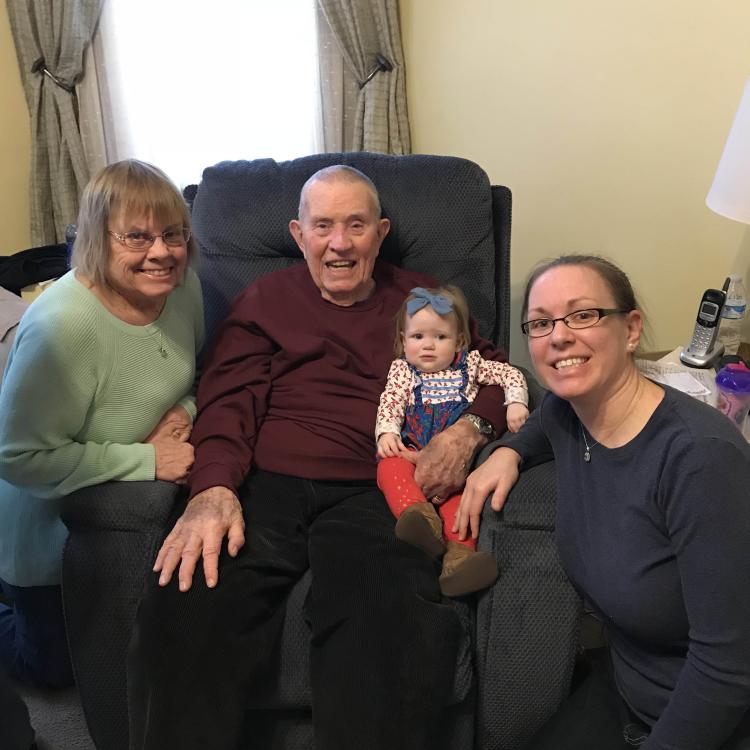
[127,470,462,750]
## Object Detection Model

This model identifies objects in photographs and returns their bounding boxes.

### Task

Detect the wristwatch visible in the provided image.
[460,413,497,441]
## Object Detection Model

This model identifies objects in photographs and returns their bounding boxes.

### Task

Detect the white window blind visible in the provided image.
[94,0,321,188]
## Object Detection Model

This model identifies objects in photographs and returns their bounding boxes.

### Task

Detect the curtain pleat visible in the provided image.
[317,0,410,155]
[6,0,102,244]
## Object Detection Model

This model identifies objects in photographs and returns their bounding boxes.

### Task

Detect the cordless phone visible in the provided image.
[679,288,726,368]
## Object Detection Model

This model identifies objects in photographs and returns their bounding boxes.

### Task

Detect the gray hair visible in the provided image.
[71,159,197,289]
[297,165,382,220]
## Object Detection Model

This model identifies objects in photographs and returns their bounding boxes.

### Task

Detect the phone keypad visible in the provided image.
[689,326,713,353]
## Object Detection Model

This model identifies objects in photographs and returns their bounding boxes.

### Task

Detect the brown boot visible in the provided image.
[395,502,447,558]
[439,541,499,597]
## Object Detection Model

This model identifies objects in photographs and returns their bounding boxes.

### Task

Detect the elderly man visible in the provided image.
[128,165,510,749]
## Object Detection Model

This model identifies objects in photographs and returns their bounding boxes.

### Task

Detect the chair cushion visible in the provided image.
[191,153,499,344]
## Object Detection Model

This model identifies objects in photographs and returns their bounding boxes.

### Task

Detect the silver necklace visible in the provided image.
[157,330,168,358]
[577,378,646,463]
[579,423,599,462]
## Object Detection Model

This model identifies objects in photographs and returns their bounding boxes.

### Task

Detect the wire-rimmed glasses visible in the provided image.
[108,227,191,251]
[521,308,629,338]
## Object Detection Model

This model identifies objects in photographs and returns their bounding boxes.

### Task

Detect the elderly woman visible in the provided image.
[0,160,203,688]
[457,255,750,750]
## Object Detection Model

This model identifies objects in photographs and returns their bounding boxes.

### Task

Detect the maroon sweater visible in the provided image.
[189,261,509,497]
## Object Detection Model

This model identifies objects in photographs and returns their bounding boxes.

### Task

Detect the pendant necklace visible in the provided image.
[578,377,645,463]
[579,423,598,463]
[157,330,168,358]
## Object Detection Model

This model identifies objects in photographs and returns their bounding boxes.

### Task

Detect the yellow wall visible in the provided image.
[401,1,750,364]
[3,2,750,354]
[0,2,30,254]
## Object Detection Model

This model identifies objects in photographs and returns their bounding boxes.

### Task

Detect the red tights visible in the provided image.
[376,456,475,550]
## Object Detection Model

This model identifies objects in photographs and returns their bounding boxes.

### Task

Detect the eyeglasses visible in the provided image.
[108,227,191,250]
[521,308,629,338]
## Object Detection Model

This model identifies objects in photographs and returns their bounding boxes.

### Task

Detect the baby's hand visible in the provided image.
[377,433,405,458]
[506,403,529,433]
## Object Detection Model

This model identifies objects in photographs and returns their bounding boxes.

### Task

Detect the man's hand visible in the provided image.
[153,486,245,592]
[454,447,520,540]
[413,420,484,498]
[377,432,405,458]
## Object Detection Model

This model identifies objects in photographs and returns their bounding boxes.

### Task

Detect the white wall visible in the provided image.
[401,1,750,365]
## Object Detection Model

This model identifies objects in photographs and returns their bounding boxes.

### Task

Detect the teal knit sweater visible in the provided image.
[0,269,204,586]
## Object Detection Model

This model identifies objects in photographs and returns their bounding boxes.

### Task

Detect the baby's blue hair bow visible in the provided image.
[406,287,454,316]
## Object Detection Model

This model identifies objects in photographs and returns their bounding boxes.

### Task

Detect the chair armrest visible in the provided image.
[60,480,179,533]
[475,461,582,750]
[60,480,179,750]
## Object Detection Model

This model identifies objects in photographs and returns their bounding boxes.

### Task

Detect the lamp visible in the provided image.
[707,77,750,223]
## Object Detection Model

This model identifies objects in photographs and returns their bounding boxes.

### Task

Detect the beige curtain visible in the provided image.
[6,0,103,244]
[317,0,410,154]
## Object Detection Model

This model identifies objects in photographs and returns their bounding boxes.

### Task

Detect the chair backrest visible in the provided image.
[190,153,511,349]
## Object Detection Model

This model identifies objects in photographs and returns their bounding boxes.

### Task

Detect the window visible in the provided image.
[95,0,320,188]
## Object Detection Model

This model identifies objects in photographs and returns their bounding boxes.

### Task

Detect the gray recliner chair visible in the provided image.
[60,152,581,750]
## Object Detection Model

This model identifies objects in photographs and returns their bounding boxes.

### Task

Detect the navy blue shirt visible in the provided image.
[499,386,750,749]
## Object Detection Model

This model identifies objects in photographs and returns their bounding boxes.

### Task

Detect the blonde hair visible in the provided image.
[71,159,197,288]
[393,285,471,357]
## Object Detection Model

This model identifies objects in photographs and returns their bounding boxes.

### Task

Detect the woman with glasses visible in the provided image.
[456,255,750,749]
[0,160,203,688]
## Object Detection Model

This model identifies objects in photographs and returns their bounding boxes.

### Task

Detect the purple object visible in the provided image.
[715,363,750,431]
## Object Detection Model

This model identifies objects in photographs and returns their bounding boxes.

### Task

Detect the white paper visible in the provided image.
[636,347,750,441]
[660,371,711,396]
[636,350,718,406]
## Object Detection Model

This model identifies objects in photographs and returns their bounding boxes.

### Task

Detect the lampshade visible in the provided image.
[707,77,750,224]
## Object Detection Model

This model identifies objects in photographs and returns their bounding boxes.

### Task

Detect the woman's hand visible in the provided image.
[149,436,194,483]
[146,405,194,482]
[377,432,405,458]
[413,420,482,498]
[454,447,521,540]
[506,403,530,433]
[146,405,193,443]
[153,485,245,592]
